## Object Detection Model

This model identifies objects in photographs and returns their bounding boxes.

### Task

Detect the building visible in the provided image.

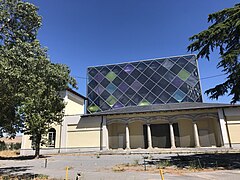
[21,55,240,155]
[20,89,86,155]
[87,55,202,113]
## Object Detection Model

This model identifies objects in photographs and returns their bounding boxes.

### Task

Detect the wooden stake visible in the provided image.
[159,169,164,180]
[66,166,68,180]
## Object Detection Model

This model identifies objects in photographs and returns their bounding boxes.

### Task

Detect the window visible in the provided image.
[48,128,56,148]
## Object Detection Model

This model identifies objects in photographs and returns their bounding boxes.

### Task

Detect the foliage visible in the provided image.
[0,0,42,137]
[0,141,7,151]
[0,0,77,157]
[188,3,240,103]
[0,141,21,151]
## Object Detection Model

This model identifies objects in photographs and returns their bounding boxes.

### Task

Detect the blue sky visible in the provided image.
[28,0,239,103]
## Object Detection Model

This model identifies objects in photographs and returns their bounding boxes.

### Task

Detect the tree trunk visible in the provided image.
[35,135,41,158]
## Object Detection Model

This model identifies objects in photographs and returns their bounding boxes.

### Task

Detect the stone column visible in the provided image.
[102,117,109,150]
[147,124,153,149]
[125,123,130,149]
[60,118,68,153]
[169,122,176,148]
[105,125,109,150]
[193,121,200,147]
[218,109,230,147]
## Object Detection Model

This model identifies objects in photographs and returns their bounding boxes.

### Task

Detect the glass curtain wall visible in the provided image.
[87,55,202,113]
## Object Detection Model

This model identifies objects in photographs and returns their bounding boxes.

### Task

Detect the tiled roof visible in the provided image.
[82,102,239,117]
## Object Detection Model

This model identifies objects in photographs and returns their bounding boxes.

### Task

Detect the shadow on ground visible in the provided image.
[0,155,50,160]
[0,166,48,179]
[147,153,240,169]
[0,166,33,175]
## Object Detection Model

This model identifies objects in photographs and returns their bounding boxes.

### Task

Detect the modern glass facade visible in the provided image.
[87,55,202,113]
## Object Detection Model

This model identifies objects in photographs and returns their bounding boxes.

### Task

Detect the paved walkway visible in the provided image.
[0,154,240,179]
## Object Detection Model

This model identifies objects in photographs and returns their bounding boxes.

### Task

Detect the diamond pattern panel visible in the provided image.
[87,55,202,113]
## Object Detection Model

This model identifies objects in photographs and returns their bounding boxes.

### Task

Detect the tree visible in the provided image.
[0,0,42,137]
[187,3,240,103]
[0,0,76,157]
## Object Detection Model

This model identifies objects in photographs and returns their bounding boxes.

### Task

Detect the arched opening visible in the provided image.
[48,128,56,148]
[108,122,126,149]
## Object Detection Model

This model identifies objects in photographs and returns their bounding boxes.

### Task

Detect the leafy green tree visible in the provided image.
[0,0,42,137]
[0,0,76,157]
[188,3,240,103]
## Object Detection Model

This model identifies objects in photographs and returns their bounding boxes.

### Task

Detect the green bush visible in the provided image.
[0,141,7,151]
[0,141,21,151]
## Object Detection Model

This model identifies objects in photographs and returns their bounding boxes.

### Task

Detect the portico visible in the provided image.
[99,103,230,150]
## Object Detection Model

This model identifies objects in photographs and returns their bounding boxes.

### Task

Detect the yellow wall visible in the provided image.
[212,119,222,146]
[228,124,240,143]
[22,135,32,149]
[108,123,125,149]
[21,89,85,150]
[64,94,84,115]
[197,119,216,147]
[227,115,240,144]
[22,124,61,149]
[66,116,101,148]
[129,122,144,149]
[67,124,100,148]
[177,119,194,147]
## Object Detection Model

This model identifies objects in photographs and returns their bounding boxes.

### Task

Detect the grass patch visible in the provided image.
[0,174,49,179]
[0,150,19,157]
[156,160,171,169]
[112,165,125,172]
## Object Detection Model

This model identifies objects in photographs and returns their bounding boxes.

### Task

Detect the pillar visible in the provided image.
[125,123,130,149]
[102,116,109,150]
[169,122,176,148]
[193,121,200,147]
[59,117,68,153]
[147,124,152,149]
[105,125,109,150]
[218,109,230,147]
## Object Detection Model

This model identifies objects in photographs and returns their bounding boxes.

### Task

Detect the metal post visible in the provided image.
[44,159,47,168]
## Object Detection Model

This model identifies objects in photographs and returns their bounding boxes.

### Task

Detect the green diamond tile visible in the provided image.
[88,105,100,113]
[138,99,150,106]
[106,95,117,107]
[178,69,190,81]
[106,71,117,81]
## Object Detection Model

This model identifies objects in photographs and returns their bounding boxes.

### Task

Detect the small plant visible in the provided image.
[96,153,100,158]
[2,176,10,180]
[36,174,49,179]
[112,165,125,172]
[0,141,7,151]
[148,155,153,160]
[157,160,171,169]
[133,159,140,166]
[188,160,201,170]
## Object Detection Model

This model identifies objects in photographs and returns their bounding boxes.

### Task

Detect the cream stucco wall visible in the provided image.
[66,116,102,148]
[64,92,84,115]
[67,124,100,147]
[108,123,126,149]
[224,107,240,146]
[21,89,85,151]
[228,124,240,144]
[177,119,194,147]
[197,119,216,147]
[129,121,145,149]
